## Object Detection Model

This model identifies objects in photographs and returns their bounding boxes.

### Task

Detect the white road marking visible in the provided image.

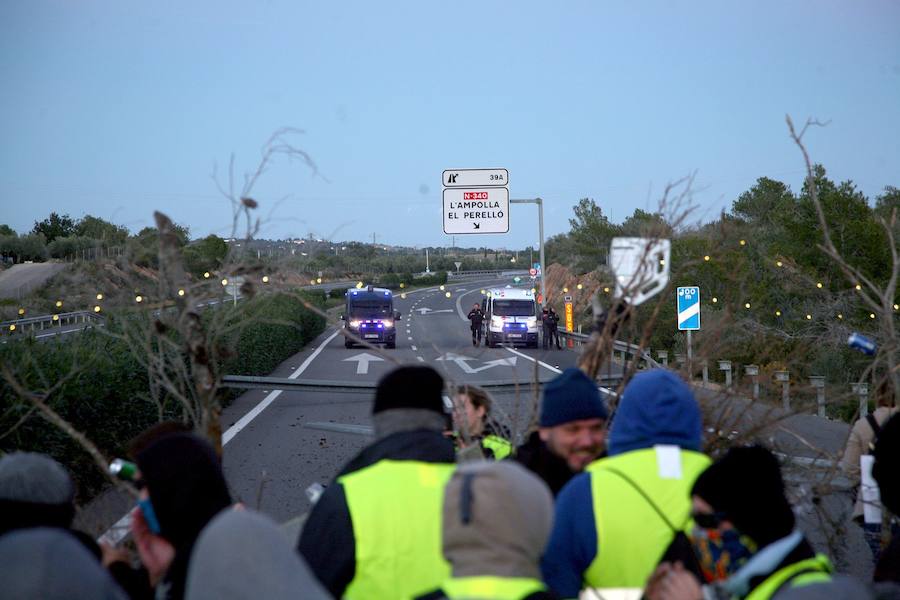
[503,346,618,397]
[417,356,425,362]
[408,336,413,340]
[100,328,341,545]
[342,351,385,375]
[411,345,417,351]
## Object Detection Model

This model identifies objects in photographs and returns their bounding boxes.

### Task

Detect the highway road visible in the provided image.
[81,278,870,579]
[219,279,581,522]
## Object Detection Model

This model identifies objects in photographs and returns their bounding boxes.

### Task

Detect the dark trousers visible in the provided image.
[549,327,561,348]
[471,326,482,344]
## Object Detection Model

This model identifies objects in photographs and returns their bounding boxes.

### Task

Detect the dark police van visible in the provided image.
[341,285,401,348]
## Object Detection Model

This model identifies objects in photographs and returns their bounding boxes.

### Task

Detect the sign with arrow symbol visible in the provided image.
[343,352,384,375]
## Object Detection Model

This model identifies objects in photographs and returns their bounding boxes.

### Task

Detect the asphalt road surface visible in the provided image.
[220,280,581,522]
[0,262,68,299]
[81,278,872,579]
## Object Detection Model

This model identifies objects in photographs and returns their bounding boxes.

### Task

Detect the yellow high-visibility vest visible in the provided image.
[584,448,710,588]
[340,460,455,600]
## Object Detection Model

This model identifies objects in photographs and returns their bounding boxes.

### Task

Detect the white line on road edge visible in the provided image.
[100,328,342,545]
[503,346,618,398]
[222,328,340,444]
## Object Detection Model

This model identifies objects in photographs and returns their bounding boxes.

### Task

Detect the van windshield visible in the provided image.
[492,300,534,317]
[348,300,392,318]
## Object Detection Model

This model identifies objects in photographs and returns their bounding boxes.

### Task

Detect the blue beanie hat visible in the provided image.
[608,369,702,456]
[540,368,609,427]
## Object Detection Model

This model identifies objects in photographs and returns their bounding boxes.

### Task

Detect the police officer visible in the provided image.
[547,307,561,349]
[467,303,485,346]
[298,366,456,599]
[541,308,552,350]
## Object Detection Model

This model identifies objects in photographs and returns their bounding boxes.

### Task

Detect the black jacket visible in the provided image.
[298,429,456,598]
[467,309,485,329]
[510,431,579,497]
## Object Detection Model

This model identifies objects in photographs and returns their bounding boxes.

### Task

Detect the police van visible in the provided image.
[482,287,539,348]
[341,285,400,348]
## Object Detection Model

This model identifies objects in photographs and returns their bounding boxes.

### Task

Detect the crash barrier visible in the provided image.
[446,269,530,281]
[0,310,103,337]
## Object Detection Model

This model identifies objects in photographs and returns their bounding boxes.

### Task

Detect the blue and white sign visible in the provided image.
[677,286,701,331]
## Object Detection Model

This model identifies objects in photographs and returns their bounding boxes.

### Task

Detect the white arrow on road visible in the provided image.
[415,307,455,315]
[469,356,517,373]
[436,353,517,374]
[343,352,384,375]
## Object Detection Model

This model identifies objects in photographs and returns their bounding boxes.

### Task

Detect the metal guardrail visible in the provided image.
[447,269,529,280]
[1,310,103,336]
[221,375,566,391]
[559,330,662,370]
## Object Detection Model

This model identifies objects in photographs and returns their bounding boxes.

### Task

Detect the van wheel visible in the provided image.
[344,338,354,349]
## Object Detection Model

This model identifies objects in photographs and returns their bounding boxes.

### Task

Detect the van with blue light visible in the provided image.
[483,287,539,348]
[341,285,401,348]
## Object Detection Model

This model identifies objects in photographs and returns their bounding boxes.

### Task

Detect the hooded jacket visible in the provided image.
[417,461,558,600]
[186,509,329,600]
[542,370,704,598]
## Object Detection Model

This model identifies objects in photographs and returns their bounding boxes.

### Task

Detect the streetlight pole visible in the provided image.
[510,197,546,306]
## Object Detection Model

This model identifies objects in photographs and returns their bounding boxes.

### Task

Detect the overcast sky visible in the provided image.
[1,1,898,247]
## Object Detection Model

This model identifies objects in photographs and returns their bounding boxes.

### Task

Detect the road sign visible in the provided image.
[564,298,574,333]
[609,237,671,306]
[443,187,509,234]
[677,286,701,331]
[443,168,508,188]
[529,268,537,276]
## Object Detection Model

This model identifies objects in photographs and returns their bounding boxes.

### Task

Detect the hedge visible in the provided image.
[0,290,326,502]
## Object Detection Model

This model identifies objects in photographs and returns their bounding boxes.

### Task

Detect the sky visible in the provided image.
[1,1,898,249]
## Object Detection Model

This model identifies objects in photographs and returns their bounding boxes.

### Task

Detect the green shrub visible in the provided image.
[0,290,327,503]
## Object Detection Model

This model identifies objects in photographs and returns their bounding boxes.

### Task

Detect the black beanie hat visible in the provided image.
[691,445,794,548]
[136,433,232,550]
[873,413,900,515]
[373,365,445,415]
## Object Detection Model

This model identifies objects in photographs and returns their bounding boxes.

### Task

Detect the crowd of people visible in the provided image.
[1,363,898,599]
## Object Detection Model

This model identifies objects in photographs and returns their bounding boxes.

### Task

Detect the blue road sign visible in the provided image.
[677,286,700,331]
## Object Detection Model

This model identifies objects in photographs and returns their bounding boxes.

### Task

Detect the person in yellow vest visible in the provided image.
[542,369,708,598]
[297,365,456,599]
[416,461,559,600]
[645,446,872,599]
[452,385,513,460]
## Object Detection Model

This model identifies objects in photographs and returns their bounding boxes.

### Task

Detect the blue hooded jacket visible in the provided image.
[541,370,703,597]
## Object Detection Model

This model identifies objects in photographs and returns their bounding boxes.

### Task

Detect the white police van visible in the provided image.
[482,287,539,348]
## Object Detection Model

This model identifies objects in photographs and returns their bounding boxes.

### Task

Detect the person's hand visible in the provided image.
[131,506,174,587]
[648,561,703,600]
[99,541,131,568]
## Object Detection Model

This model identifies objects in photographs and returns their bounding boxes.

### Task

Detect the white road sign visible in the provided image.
[443,168,508,188]
[443,188,509,234]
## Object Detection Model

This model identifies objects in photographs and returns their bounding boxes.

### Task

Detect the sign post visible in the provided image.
[677,286,700,375]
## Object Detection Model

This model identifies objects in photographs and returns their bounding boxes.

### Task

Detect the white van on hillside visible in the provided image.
[482,287,539,348]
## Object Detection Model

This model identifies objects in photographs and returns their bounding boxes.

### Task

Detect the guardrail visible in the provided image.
[447,269,530,281]
[558,330,662,370]
[1,310,103,336]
